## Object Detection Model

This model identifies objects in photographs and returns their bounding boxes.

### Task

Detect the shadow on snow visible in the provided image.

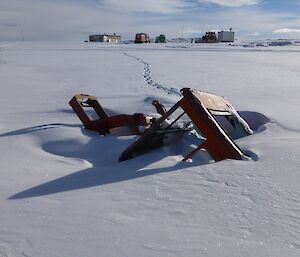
[5,111,269,200]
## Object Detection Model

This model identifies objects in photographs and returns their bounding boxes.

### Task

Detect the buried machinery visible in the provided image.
[69,88,253,162]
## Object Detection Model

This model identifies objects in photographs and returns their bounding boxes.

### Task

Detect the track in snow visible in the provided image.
[123,52,181,97]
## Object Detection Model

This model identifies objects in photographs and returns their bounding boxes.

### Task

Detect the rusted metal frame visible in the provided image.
[151,101,188,130]
[182,144,203,162]
[69,94,152,136]
[70,89,247,162]
[192,90,252,135]
[69,95,101,131]
[96,114,151,135]
[119,100,183,161]
[180,88,244,161]
[152,100,167,115]
[85,98,109,120]
[92,114,148,136]
[164,111,186,130]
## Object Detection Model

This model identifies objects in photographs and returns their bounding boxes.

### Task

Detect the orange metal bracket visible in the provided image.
[69,94,153,136]
[180,88,245,161]
[69,88,252,163]
[120,88,252,162]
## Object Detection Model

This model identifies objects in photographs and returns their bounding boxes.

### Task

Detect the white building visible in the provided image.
[218,29,235,42]
[89,34,121,43]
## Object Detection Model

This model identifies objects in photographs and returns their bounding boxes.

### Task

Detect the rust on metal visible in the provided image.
[152,100,167,116]
[69,94,153,136]
[119,88,251,162]
[179,88,245,161]
[70,88,253,163]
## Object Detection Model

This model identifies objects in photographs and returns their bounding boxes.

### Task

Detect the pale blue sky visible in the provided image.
[1,0,300,41]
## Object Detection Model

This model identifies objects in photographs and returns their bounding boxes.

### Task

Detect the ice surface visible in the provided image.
[1,41,300,257]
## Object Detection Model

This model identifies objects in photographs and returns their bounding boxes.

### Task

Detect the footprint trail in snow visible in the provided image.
[123,52,181,97]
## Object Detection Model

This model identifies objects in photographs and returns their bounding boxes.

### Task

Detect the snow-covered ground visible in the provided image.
[1,41,300,257]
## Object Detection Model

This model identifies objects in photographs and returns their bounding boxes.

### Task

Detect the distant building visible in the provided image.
[135,33,150,43]
[194,38,203,43]
[218,29,235,42]
[89,34,121,43]
[155,34,166,43]
[202,32,217,43]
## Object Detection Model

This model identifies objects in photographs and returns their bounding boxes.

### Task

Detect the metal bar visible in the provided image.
[180,88,244,161]
[119,100,182,161]
[87,99,109,120]
[69,94,153,136]
[165,111,185,129]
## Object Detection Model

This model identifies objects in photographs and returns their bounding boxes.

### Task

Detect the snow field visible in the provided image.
[0,41,300,257]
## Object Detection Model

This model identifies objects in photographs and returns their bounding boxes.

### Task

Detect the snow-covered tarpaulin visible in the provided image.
[0,41,300,256]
